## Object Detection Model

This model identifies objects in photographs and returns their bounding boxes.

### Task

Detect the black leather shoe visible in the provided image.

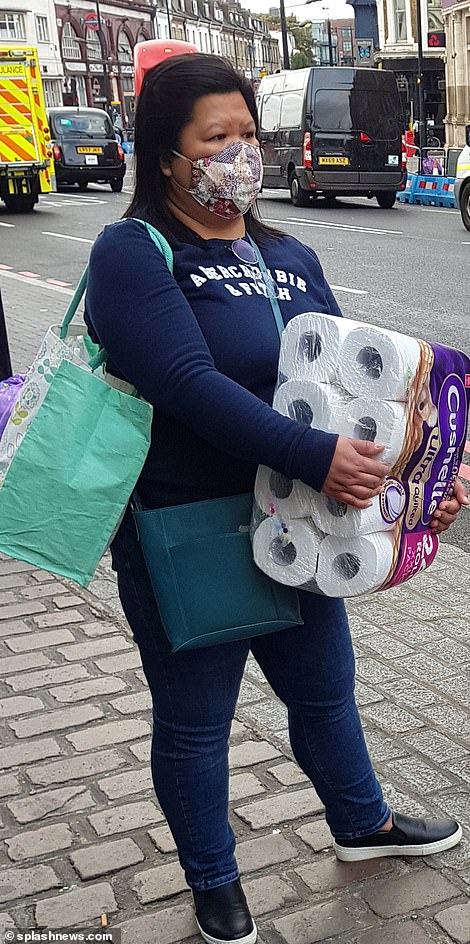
[334,811,462,862]
[193,879,257,944]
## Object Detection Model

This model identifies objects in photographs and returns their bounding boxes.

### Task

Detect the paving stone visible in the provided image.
[267,762,308,786]
[235,787,323,829]
[132,860,186,903]
[5,627,75,652]
[0,619,31,637]
[348,613,380,637]
[432,675,470,707]
[359,631,414,659]
[31,569,59,581]
[88,799,164,836]
[0,864,60,904]
[95,650,142,673]
[381,678,437,709]
[28,749,128,785]
[435,902,470,944]
[399,652,458,681]
[363,729,407,763]
[297,855,392,894]
[377,781,430,818]
[351,600,404,625]
[356,920,438,944]
[0,560,34,575]
[422,704,470,736]
[111,691,152,714]
[80,620,121,637]
[0,774,20,798]
[70,837,144,879]
[229,740,282,769]
[0,738,61,770]
[66,718,151,752]
[363,869,461,918]
[362,702,424,733]
[7,784,95,824]
[118,903,197,944]
[237,833,298,873]
[20,583,65,599]
[59,637,133,661]
[0,694,44,717]
[448,757,470,785]
[0,600,47,621]
[354,681,384,707]
[0,914,16,935]
[5,823,73,861]
[238,678,264,704]
[5,663,90,692]
[434,792,470,828]
[404,730,468,763]
[51,675,127,702]
[296,820,333,852]
[129,741,150,762]
[240,700,288,732]
[35,882,117,929]
[424,637,470,665]
[148,825,177,854]
[230,772,265,802]
[385,756,457,793]
[0,652,51,675]
[244,874,299,915]
[33,609,85,628]
[274,896,366,943]
[387,620,443,644]
[10,703,104,738]
[53,594,83,608]
[356,657,401,684]
[98,768,154,801]
[0,573,28,589]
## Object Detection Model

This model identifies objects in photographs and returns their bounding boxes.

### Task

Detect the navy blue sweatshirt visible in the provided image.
[85,219,341,509]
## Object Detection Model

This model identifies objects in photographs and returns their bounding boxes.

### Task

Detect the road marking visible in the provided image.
[18,271,40,278]
[0,269,73,295]
[0,263,13,270]
[0,221,14,228]
[46,278,72,287]
[42,231,94,244]
[265,216,403,237]
[330,284,368,296]
[462,242,470,245]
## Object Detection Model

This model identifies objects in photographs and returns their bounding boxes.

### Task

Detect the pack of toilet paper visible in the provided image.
[252,313,470,597]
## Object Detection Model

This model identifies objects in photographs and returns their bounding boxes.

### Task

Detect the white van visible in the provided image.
[455,125,470,230]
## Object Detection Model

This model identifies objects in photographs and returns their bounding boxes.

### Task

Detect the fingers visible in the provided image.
[452,479,469,506]
[350,440,385,458]
[334,491,374,509]
[357,458,391,480]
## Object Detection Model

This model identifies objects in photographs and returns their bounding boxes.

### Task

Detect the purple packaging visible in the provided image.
[0,375,26,439]
[381,340,470,590]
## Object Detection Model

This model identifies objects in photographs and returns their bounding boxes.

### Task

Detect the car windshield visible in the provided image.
[53,114,114,139]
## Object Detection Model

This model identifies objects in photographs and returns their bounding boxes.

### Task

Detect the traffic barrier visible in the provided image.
[396,174,457,208]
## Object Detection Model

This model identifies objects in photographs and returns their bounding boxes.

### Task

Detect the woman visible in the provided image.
[85,55,466,944]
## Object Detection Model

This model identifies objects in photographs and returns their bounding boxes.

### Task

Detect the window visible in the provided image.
[86,27,102,60]
[0,12,25,41]
[314,89,352,132]
[43,79,62,107]
[36,15,50,43]
[61,22,82,60]
[117,31,133,63]
[260,94,281,132]
[280,91,303,128]
[393,0,407,42]
[52,111,113,137]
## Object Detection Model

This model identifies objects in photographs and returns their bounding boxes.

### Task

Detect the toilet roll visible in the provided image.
[310,482,406,537]
[316,532,395,597]
[254,465,315,520]
[279,312,353,383]
[338,325,421,400]
[252,515,323,588]
[273,379,351,433]
[336,397,407,469]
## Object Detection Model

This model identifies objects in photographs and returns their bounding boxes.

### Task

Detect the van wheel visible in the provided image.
[78,181,89,191]
[110,178,123,193]
[289,173,311,207]
[459,182,470,231]
[323,194,337,206]
[376,191,396,209]
[3,192,37,212]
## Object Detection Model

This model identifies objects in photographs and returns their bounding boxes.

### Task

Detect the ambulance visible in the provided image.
[0,45,54,212]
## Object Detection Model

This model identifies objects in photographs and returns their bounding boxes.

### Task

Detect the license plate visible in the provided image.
[318,156,349,166]
[77,147,103,154]
[84,155,99,165]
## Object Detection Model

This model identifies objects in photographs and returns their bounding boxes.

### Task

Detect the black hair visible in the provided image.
[124,53,282,245]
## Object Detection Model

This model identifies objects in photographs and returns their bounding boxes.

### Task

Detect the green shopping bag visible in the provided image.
[0,358,152,584]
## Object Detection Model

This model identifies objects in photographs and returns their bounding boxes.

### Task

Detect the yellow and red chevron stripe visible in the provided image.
[0,75,37,164]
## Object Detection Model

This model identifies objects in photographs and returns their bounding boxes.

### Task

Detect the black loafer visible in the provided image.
[334,811,462,862]
[193,879,257,944]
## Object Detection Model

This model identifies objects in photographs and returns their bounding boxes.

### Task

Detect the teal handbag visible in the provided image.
[133,236,303,652]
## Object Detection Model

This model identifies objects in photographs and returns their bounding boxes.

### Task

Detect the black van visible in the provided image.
[257,67,406,208]
[49,107,126,192]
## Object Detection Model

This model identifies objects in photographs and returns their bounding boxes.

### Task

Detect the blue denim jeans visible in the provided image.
[111,515,390,891]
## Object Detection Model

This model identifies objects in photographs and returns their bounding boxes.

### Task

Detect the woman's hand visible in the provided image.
[322,437,390,509]
[430,479,469,534]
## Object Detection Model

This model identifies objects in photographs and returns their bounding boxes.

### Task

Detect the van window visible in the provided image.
[260,95,281,132]
[351,90,402,139]
[280,92,303,128]
[314,90,352,132]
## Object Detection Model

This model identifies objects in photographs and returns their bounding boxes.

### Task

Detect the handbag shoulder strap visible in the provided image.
[246,235,284,341]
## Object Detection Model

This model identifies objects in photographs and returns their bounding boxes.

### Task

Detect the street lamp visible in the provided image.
[415,0,426,160]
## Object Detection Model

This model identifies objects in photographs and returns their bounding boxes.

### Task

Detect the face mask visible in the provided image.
[171,140,263,219]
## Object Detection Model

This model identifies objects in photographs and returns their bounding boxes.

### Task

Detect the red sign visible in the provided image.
[427,31,446,47]
[85,12,99,31]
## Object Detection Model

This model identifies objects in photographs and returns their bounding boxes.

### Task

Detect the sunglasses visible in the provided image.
[230,239,280,298]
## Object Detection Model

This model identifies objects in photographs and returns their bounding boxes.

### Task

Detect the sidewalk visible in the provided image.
[0,543,469,944]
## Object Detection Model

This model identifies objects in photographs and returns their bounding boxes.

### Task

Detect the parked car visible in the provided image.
[455,125,470,231]
[257,67,406,208]
[49,107,126,192]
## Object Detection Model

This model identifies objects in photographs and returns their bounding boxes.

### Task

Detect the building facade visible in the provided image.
[375,0,446,143]
[346,0,379,52]
[1,0,64,106]
[442,0,470,147]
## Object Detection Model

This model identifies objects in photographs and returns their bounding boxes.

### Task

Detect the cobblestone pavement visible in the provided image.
[0,542,469,944]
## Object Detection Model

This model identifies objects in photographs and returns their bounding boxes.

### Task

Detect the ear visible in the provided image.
[160,151,173,178]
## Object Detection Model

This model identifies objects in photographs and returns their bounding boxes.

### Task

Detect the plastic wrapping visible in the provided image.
[252,312,470,598]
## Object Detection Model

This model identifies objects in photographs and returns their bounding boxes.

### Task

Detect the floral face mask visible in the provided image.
[171,140,263,219]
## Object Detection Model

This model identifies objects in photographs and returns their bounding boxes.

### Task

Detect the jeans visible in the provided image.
[111,514,390,891]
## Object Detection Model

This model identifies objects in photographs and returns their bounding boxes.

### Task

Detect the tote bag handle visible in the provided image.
[246,235,284,340]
